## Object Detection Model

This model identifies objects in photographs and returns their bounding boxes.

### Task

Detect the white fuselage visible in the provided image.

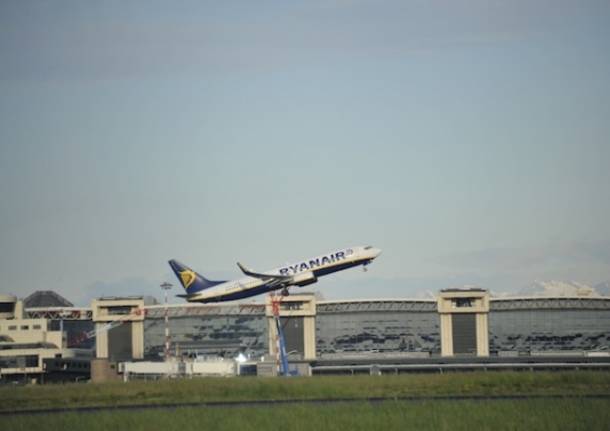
[187,245,381,303]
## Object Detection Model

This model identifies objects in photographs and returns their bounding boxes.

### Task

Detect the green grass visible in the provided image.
[3,399,610,431]
[1,371,609,413]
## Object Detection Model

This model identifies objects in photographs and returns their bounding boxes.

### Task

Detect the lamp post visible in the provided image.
[160,282,173,361]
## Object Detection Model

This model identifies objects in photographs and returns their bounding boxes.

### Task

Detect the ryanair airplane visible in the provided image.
[169,245,382,303]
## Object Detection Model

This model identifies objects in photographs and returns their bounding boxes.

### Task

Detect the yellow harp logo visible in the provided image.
[179,270,197,289]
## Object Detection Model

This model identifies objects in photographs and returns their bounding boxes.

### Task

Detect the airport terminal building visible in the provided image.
[1,289,610,381]
[140,293,610,359]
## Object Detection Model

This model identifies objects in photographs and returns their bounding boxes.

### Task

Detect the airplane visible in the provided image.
[168,245,382,303]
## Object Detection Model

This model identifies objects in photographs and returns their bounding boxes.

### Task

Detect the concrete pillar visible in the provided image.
[266,294,317,362]
[95,324,109,358]
[91,298,145,360]
[14,300,24,319]
[437,289,490,357]
[303,314,316,360]
[476,313,489,357]
[439,313,453,357]
[132,320,144,359]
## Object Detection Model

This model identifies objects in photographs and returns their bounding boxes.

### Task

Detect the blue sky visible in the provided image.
[1,1,609,305]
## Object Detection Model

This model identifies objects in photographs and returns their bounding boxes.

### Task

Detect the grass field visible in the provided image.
[2,372,609,430]
[3,399,610,431]
[1,371,609,412]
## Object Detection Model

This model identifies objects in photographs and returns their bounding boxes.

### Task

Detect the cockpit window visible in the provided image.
[364,245,373,250]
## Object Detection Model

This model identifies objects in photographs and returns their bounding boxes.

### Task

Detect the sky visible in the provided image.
[1,0,609,305]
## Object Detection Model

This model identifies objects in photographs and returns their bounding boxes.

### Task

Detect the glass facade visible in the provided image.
[64,320,95,349]
[143,315,268,360]
[48,320,95,349]
[489,309,610,353]
[140,301,610,358]
[316,311,441,355]
[25,297,610,359]
[0,355,38,368]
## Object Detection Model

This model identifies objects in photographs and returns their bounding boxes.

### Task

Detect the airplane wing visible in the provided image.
[236,262,292,282]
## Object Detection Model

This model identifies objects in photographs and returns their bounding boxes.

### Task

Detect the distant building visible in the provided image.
[23,290,73,308]
[141,294,610,359]
[0,294,90,382]
[1,288,608,381]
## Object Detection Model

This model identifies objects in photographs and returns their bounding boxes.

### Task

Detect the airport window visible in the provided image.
[0,303,14,313]
[106,306,133,315]
[453,298,473,308]
[20,325,29,330]
[25,355,38,367]
[8,325,16,331]
[33,324,41,330]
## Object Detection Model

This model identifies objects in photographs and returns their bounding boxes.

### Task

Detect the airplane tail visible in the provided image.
[168,260,227,295]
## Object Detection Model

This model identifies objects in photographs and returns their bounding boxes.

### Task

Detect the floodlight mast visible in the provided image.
[161,282,173,361]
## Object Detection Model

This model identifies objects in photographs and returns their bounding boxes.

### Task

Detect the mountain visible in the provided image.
[517,280,602,297]
[594,281,610,296]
